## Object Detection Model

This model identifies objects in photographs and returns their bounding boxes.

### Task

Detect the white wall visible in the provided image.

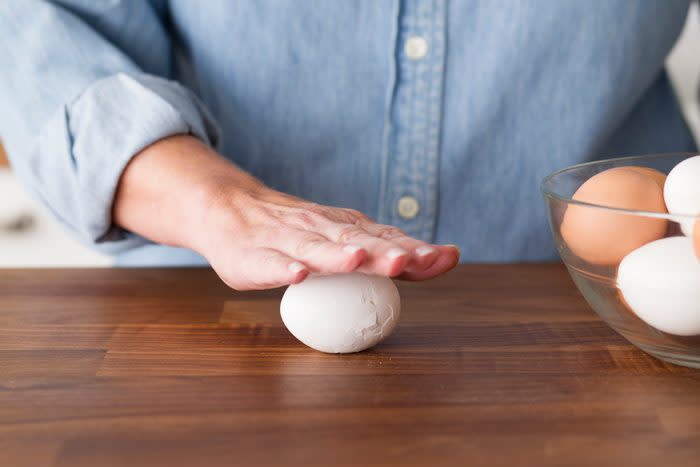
[1,5,699,267]
[0,170,111,267]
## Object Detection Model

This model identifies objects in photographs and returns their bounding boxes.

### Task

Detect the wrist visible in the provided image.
[114,134,263,251]
[170,142,268,254]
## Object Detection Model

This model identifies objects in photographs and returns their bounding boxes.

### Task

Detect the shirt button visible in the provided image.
[397,196,420,219]
[404,36,429,60]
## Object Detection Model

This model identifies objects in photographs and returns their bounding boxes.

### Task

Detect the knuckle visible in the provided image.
[323,207,371,225]
[292,211,320,230]
[294,234,327,257]
[336,225,364,243]
[376,226,405,240]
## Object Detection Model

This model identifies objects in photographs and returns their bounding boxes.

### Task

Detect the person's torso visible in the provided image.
[120,0,696,265]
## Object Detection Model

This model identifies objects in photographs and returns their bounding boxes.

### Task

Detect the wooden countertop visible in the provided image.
[1,265,699,466]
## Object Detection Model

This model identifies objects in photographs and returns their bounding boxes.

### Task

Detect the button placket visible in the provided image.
[378,0,447,241]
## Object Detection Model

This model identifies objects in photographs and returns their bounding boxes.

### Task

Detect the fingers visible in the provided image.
[361,223,440,271]
[218,243,460,290]
[397,245,461,281]
[219,248,310,291]
[324,224,411,276]
[274,230,367,274]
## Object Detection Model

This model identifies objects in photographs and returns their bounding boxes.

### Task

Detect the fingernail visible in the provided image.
[386,248,408,260]
[416,245,436,257]
[447,244,461,256]
[343,244,363,255]
[288,262,307,274]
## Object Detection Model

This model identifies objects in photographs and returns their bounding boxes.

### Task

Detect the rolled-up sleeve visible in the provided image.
[0,1,220,253]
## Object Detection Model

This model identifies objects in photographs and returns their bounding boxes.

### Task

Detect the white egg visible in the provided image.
[617,236,700,336]
[280,273,401,353]
[664,155,700,235]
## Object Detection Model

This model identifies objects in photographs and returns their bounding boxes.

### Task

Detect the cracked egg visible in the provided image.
[280,273,401,353]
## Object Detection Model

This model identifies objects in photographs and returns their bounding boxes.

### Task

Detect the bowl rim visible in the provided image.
[540,152,700,221]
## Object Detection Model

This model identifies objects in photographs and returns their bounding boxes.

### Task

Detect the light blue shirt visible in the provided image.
[0,0,696,265]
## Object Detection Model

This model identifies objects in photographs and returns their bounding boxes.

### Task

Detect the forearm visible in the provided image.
[113,135,259,250]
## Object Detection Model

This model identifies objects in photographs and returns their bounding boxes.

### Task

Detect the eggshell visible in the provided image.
[664,155,700,235]
[627,167,666,191]
[280,273,400,353]
[617,236,700,336]
[560,167,667,265]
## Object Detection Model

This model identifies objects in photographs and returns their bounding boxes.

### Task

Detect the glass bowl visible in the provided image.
[541,153,700,368]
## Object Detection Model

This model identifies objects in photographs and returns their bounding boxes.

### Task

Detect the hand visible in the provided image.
[196,184,460,290]
[114,135,460,290]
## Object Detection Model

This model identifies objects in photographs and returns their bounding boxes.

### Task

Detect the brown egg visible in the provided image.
[560,167,667,265]
[626,167,667,191]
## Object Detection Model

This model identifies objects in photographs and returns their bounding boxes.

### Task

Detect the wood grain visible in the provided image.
[1,264,699,467]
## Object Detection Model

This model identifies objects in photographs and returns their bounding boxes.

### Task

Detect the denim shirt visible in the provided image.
[0,0,695,265]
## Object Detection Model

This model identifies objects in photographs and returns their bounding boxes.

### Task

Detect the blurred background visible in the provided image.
[1,4,699,268]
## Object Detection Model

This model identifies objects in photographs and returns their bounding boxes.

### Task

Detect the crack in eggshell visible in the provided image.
[358,303,395,342]
[355,282,390,341]
[280,273,401,353]
[358,310,381,340]
[381,304,395,334]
